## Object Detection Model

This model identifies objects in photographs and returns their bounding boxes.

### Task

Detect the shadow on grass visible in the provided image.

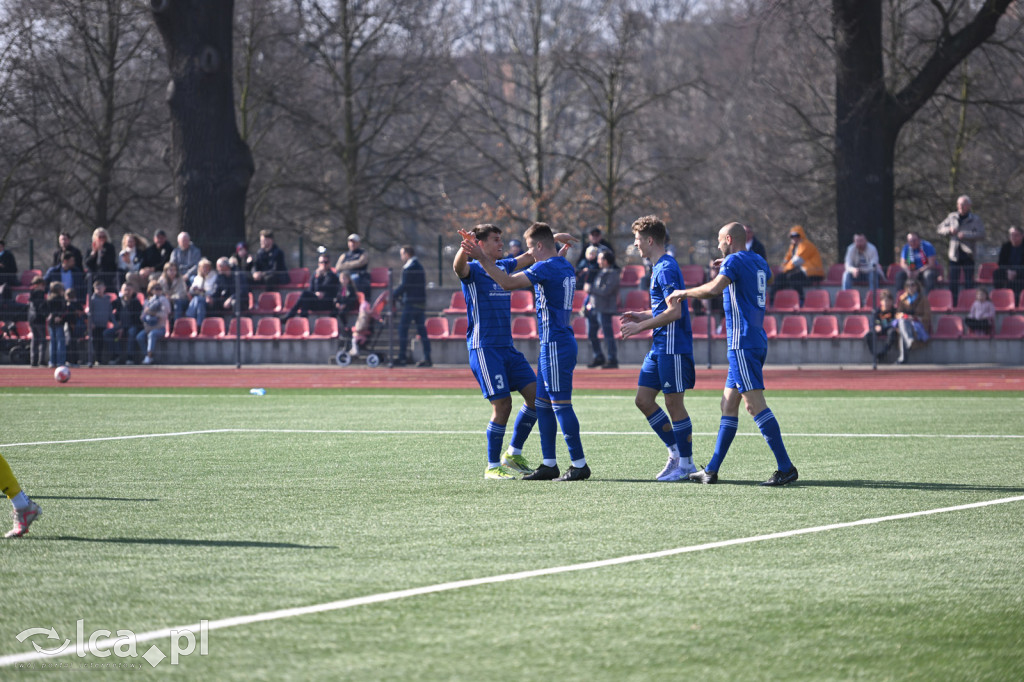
[45,536,335,550]
[595,479,1024,493]
[33,495,160,502]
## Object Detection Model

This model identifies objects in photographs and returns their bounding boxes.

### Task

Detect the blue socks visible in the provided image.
[536,399,557,466]
[509,405,537,451]
[553,403,586,465]
[672,418,693,460]
[707,416,739,473]
[486,421,505,466]
[646,408,675,447]
[754,408,793,472]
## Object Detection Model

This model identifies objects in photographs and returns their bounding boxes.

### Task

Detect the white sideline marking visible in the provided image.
[3,427,1023,449]
[1,494,1021,668]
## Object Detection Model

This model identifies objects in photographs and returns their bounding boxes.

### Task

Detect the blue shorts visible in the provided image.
[726,348,766,393]
[638,352,695,394]
[537,339,576,402]
[469,346,537,401]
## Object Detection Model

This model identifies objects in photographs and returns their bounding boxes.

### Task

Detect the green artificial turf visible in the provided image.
[1,389,1022,679]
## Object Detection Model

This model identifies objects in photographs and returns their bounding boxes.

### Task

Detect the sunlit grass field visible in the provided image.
[1,387,1023,679]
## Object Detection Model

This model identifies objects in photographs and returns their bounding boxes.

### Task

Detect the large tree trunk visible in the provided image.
[151,0,253,260]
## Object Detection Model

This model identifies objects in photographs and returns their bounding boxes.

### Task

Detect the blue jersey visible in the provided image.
[461,257,518,349]
[650,254,693,355]
[720,250,769,350]
[524,257,576,344]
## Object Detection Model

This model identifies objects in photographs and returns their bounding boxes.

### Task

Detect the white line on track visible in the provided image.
[1,494,1021,668]
[2,427,1023,448]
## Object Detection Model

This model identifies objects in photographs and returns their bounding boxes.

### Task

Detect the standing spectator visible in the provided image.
[0,240,16,289]
[251,230,289,289]
[84,227,118,289]
[463,223,590,482]
[743,224,768,260]
[771,225,824,304]
[993,226,1024,295]
[26,277,48,367]
[51,232,83,271]
[842,233,885,290]
[895,231,940,293]
[87,279,113,367]
[157,262,189,321]
[964,288,996,336]
[44,251,88,302]
[584,250,620,369]
[140,229,173,279]
[506,239,524,258]
[666,222,798,486]
[185,258,216,326]
[393,245,431,367]
[895,279,931,364]
[575,245,601,291]
[105,282,142,364]
[586,227,614,252]
[336,234,370,297]
[136,281,171,365]
[284,253,340,320]
[620,216,697,482]
[170,232,203,283]
[937,194,985,300]
[64,287,85,367]
[45,282,68,368]
[117,233,147,291]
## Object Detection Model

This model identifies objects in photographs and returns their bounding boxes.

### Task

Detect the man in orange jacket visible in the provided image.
[770,225,824,304]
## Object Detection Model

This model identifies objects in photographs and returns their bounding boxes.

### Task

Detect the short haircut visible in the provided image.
[589,228,603,237]
[61,250,74,261]
[92,279,105,290]
[471,224,501,241]
[524,222,555,248]
[147,280,163,295]
[31,276,45,286]
[631,215,667,245]
[401,245,415,257]
[260,229,273,239]
[585,245,601,259]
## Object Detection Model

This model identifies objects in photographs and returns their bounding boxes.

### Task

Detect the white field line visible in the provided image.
[1,493,1021,668]
[3,427,1023,449]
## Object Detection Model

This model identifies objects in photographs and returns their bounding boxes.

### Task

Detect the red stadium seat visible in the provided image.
[309,317,339,339]
[511,316,538,339]
[769,289,800,313]
[169,317,197,339]
[619,264,645,287]
[976,262,997,284]
[281,317,309,338]
[801,289,831,313]
[596,317,622,340]
[837,315,870,338]
[927,289,953,313]
[572,290,587,313]
[443,292,467,314]
[510,289,534,313]
[932,315,963,339]
[424,316,449,340]
[284,267,310,290]
[994,315,1024,340]
[953,289,977,313]
[776,315,808,339]
[572,316,588,339]
[369,266,390,288]
[199,317,226,339]
[679,265,705,286]
[253,317,281,339]
[823,263,846,286]
[620,289,650,312]
[282,291,302,312]
[254,291,282,315]
[763,316,777,339]
[448,317,468,339]
[808,315,839,339]
[227,317,253,339]
[830,289,861,312]
[15,292,29,305]
[990,288,1016,312]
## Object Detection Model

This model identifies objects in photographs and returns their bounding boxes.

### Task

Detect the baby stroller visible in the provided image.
[0,320,30,365]
[335,290,391,367]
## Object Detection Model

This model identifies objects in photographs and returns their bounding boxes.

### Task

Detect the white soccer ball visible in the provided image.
[54,365,71,383]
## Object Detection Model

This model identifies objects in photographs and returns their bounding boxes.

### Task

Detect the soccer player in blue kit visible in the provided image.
[666,222,798,486]
[455,224,576,480]
[619,216,698,482]
[462,223,590,481]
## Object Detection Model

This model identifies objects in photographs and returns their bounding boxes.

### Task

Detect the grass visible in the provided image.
[1,388,1023,680]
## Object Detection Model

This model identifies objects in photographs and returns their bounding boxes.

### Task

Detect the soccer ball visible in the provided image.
[54,366,71,383]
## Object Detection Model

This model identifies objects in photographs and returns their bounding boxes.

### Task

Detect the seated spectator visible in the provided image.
[283,253,339,320]
[51,232,83,271]
[993,226,1024,295]
[231,241,254,277]
[211,257,248,314]
[0,239,16,289]
[45,282,68,368]
[771,225,824,304]
[140,229,173,280]
[44,251,88,302]
[251,230,289,289]
[894,231,939,293]
[170,231,203,283]
[185,258,216,327]
[575,245,601,291]
[104,282,142,365]
[965,287,996,336]
[842,233,885,290]
[136,280,171,365]
[895,279,931,364]
[87,279,113,367]
[64,287,85,367]
[585,249,620,369]
[336,234,370,297]
[26,277,48,367]
[158,261,189,321]
[85,227,118,290]
[118,233,147,292]
[867,289,898,360]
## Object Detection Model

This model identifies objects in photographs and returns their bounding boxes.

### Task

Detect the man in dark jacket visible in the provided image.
[211,257,249,313]
[251,230,289,289]
[140,229,173,277]
[104,282,142,364]
[283,254,340,319]
[0,240,17,288]
[393,245,430,367]
[51,232,84,271]
[44,251,88,302]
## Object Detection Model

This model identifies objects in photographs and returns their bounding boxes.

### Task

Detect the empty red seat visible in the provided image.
[953,289,977,313]
[763,316,777,339]
[831,289,861,312]
[424,316,449,340]
[927,289,953,313]
[932,315,963,339]
[620,289,650,312]
[808,315,839,338]
[199,317,226,339]
[679,265,705,286]
[801,289,831,313]
[282,291,302,312]
[837,315,870,338]
[976,262,997,284]
[990,288,1016,312]
[309,317,339,339]
[769,289,800,313]
[443,292,467,314]
[776,315,808,339]
[285,267,310,289]
[255,291,282,314]
[994,315,1024,339]
[253,317,281,339]
[449,317,468,338]
[170,318,197,339]
[572,290,587,313]
[281,317,309,338]
[510,290,534,313]
[619,264,645,287]
[370,266,390,288]
[226,317,253,339]
[572,316,588,339]
[823,263,846,286]
[511,316,538,339]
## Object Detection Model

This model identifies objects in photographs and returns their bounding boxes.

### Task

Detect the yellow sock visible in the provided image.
[0,454,23,500]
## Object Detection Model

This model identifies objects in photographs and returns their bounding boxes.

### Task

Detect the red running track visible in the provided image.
[2,365,1021,391]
